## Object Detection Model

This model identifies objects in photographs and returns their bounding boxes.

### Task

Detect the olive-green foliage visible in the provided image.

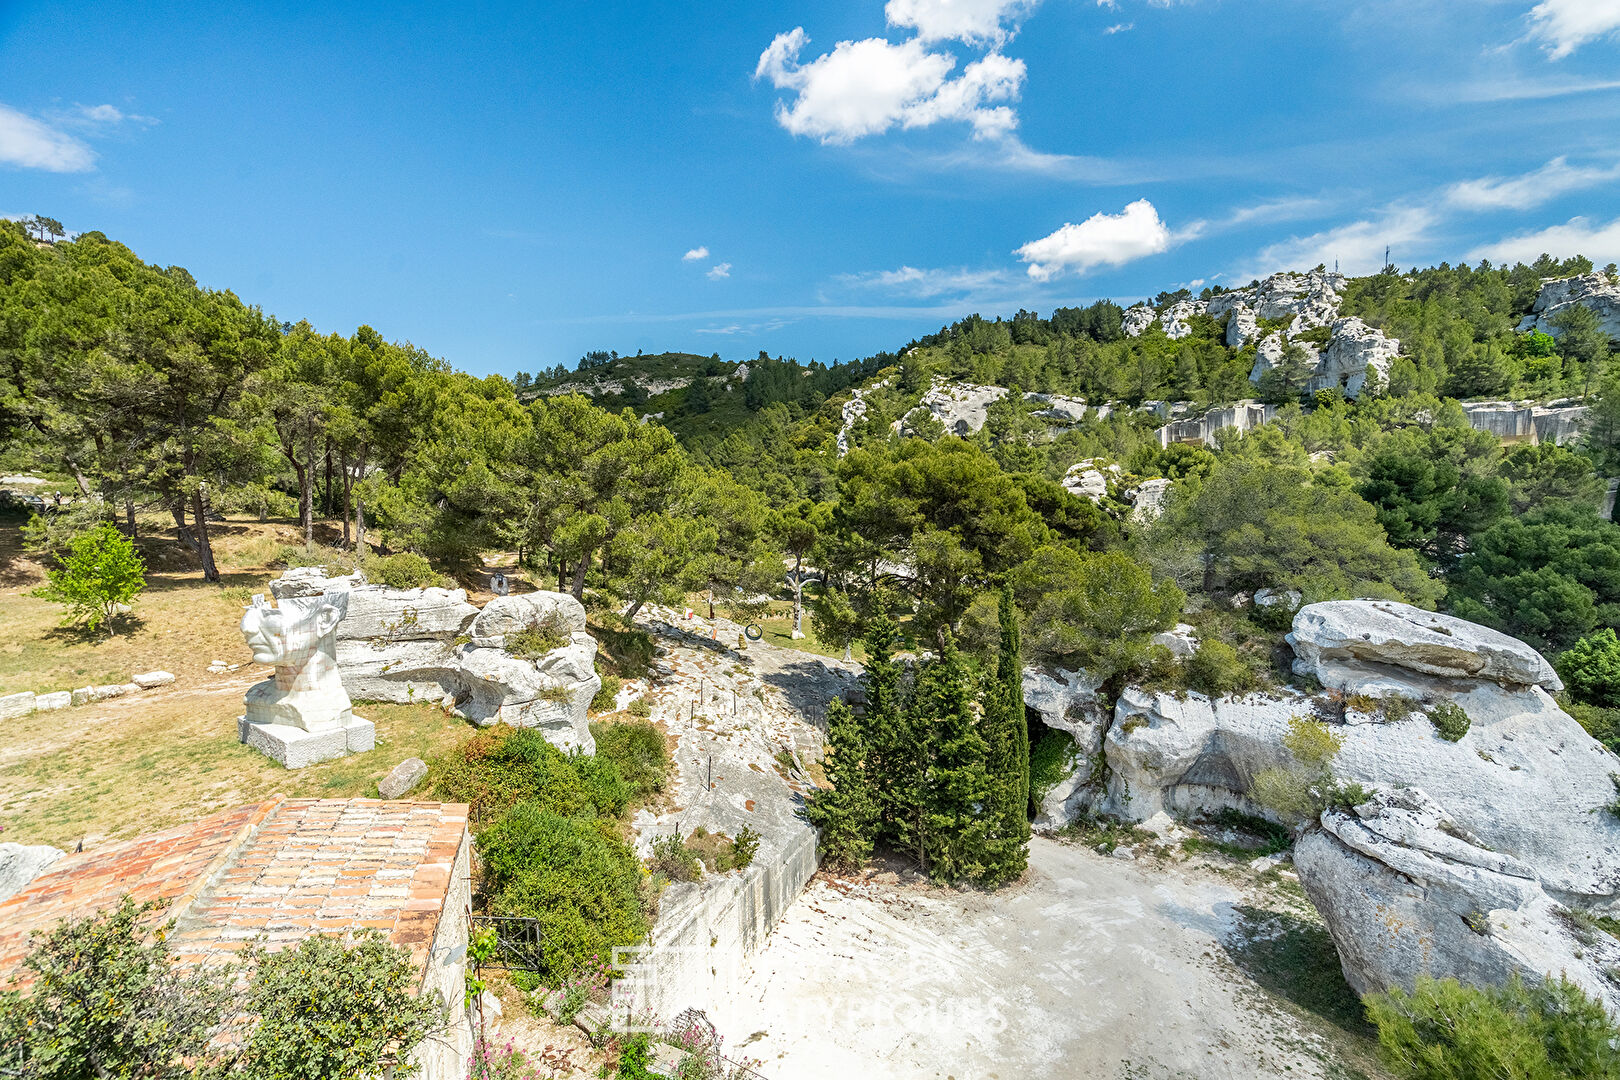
[239,930,447,1080]
[1250,715,1356,827]
[1427,702,1471,742]
[0,896,235,1079]
[34,521,146,632]
[1565,700,1620,753]
[430,726,628,820]
[647,831,701,883]
[1555,629,1620,708]
[589,719,670,804]
[1365,975,1620,1080]
[477,804,649,976]
[1028,727,1080,809]
[1028,551,1185,686]
[505,612,571,658]
[803,698,878,870]
[1184,639,1259,698]
[364,551,445,589]
[591,671,622,712]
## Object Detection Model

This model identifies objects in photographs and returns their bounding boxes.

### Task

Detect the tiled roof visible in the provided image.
[0,797,468,985]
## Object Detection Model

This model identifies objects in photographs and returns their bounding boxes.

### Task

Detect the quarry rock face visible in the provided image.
[1022,665,1107,826]
[0,843,65,902]
[1295,789,1620,1013]
[1518,273,1620,341]
[913,377,1009,437]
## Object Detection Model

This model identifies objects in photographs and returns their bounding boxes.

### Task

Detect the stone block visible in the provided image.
[34,691,71,712]
[71,684,132,707]
[239,715,374,769]
[132,670,175,689]
[379,757,428,799]
[0,691,35,719]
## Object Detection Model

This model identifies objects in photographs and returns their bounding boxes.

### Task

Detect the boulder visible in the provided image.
[0,691,35,720]
[469,592,588,647]
[1160,300,1206,340]
[1254,587,1301,611]
[0,842,65,902]
[1288,600,1561,691]
[1060,461,1113,502]
[1312,317,1398,398]
[912,377,1010,437]
[34,691,70,712]
[378,757,429,799]
[335,585,478,643]
[1121,305,1156,338]
[336,638,464,705]
[132,670,175,689]
[455,637,599,752]
[71,684,135,707]
[1520,273,1620,341]
[1225,302,1258,348]
[1150,623,1198,658]
[1295,789,1620,1012]
[269,566,367,599]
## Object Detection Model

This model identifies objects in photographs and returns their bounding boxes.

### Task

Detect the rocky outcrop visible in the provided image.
[1122,301,1208,340]
[1518,273,1620,341]
[1061,459,1119,502]
[1311,317,1398,397]
[1288,600,1561,693]
[1295,789,1620,1013]
[0,843,64,902]
[1153,400,1276,448]
[1129,478,1172,522]
[1209,270,1347,327]
[913,377,1009,437]
[1122,305,1156,338]
[266,569,599,753]
[1225,303,1258,348]
[1023,665,1107,826]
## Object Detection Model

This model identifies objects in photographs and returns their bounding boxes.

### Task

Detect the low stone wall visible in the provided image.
[413,827,474,1080]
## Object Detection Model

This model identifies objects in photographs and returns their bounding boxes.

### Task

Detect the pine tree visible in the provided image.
[918,631,993,884]
[859,614,929,866]
[981,584,1030,885]
[803,698,877,869]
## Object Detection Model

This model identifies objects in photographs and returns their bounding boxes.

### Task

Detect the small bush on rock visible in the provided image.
[591,719,669,803]
[592,671,622,712]
[507,612,571,658]
[1428,702,1471,742]
[1365,974,1620,1080]
[1184,639,1259,697]
[648,832,701,883]
[364,550,439,589]
[1251,716,1356,827]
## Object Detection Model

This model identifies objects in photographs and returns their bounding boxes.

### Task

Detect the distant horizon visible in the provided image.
[4,0,1619,374]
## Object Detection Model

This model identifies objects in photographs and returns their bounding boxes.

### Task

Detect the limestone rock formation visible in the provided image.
[330,583,478,706]
[470,592,588,646]
[1518,273,1620,341]
[1160,300,1205,340]
[0,842,64,902]
[1150,623,1198,658]
[1209,270,1347,327]
[1129,478,1172,522]
[911,378,1010,437]
[1061,459,1118,502]
[1295,788,1620,1012]
[456,634,600,752]
[1225,302,1258,348]
[1288,599,1561,692]
[1023,665,1106,826]
[1312,317,1398,397]
[1121,305,1156,338]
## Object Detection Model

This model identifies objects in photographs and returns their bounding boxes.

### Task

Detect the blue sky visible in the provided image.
[3,0,1620,376]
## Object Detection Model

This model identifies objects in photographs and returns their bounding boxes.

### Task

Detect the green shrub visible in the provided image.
[1380,694,1416,724]
[627,697,652,718]
[506,612,570,658]
[1555,629,1620,708]
[730,824,761,870]
[364,550,439,590]
[477,804,649,977]
[592,671,622,712]
[1566,701,1620,753]
[240,931,447,1080]
[1250,715,1352,827]
[1184,639,1258,697]
[430,726,625,820]
[1028,728,1080,810]
[591,720,669,804]
[648,832,701,882]
[1365,974,1620,1080]
[273,543,357,573]
[34,522,145,632]
[1428,702,1471,742]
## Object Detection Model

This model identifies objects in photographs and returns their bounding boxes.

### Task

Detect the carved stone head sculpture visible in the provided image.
[240,591,354,731]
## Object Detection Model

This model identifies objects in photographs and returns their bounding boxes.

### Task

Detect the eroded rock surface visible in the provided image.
[0,843,64,902]
[1519,273,1620,340]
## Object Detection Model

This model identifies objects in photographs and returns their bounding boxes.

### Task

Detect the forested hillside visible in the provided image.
[5,219,1620,748]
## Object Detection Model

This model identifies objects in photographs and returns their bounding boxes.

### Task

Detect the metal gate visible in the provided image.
[467,912,545,972]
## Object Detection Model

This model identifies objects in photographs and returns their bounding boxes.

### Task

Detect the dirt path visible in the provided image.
[719,837,1369,1080]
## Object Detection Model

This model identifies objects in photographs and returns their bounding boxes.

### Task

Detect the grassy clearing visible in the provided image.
[0,516,482,849]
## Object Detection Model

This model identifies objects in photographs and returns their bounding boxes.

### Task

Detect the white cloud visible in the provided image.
[707,262,732,280]
[1466,215,1620,266]
[1235,206,1436,280]
[1015,199,1172,280]
[0,105,95,172]
[838,264,1012,297]
[1528,0,1620,59]
[1446,156,1620,211]
[65,103,157,128]
[884,0,1035,45]
[1104,22,1134,33]
[754,28,1025,144]
[682,246,710,261]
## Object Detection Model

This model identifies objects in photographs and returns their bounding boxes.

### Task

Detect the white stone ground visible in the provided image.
[718,838,1345,1080]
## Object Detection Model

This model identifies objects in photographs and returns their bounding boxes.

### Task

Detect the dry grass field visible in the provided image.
[0,515,481,850]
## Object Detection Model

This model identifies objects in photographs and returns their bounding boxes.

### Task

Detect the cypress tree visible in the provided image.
[982,584,1030,885]
[804,698,877,869]
[918,630,992,884]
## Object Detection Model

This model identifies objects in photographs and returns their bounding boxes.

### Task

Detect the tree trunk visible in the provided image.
[171,501,198,553]
[339,449,352,548]
[571,552,589,600]
[792,554,804,636]
[125,499,137,537]
[323,438,333,518]
[557,560,567,592]
[625,598,645,621]
[303,423,316,549]
[192,485,219,583]
[354,495,366,553]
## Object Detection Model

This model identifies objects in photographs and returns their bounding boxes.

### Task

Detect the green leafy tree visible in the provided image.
[917,631,992,883]
[809,586,861,661]
[1553,302,1612,401]
[1029,551,1185,696]
[1555,628,1620,707]
[770,498,827,639]
[36,522,145,632]
[1257,342,1316,404]
[1356,426,1508,560]
[1499,443,1605,515]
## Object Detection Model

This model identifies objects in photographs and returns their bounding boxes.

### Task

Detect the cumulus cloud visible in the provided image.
[1235,206,1436,279]
[1015,199,1172,280]
[1467,215,1620,266]
[707,262,732,280]
[884,0,1035,45]
[683,246,710,261]
[0,105,95,172]
[1446,156,1620,211]
[755,28,1024,143]
[1527,0,1620,59]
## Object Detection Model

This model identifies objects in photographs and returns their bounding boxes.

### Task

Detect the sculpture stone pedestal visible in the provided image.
[238,713,375,768]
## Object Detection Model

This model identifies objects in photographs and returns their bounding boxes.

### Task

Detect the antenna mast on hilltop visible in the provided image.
[1385,245,1391,271]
